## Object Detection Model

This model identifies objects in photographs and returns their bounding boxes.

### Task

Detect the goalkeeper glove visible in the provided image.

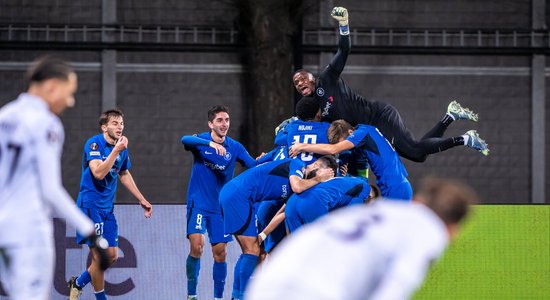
[88,234,111,271]
[275,116,298,136]
[331,7,349,35]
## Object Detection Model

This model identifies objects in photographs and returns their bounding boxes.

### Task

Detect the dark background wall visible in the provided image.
[0,0,547,204]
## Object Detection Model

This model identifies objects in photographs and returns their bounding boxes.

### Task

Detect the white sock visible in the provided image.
[462,134,469,145]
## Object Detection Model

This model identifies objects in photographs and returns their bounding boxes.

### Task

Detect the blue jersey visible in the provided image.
[183,132,257,213]
[77,134,130,210]
[284,120,330,165]
[347,125,409,196]
[297,176,370,210]
[257,146,289,164]
[228,158,305,203]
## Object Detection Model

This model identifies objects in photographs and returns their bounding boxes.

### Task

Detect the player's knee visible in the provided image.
[190,244,204,257]
[109,252,118,265]
[212,248,227,262]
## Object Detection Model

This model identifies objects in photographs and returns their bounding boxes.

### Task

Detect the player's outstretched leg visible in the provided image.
[464,130,489,156]
[447,100,478,122]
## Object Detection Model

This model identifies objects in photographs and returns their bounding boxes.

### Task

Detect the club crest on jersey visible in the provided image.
[224,152,232,161]
[47,130,60,143]
[316,87,325,97]
[90,142,99,150]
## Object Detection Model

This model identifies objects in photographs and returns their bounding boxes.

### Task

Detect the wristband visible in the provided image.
[339,25,349,35]
[259,232,267,242]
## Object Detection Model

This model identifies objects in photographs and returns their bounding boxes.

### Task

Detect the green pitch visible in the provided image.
[414,205,550,299]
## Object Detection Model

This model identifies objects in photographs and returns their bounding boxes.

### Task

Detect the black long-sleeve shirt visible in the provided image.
[315,34,387,126]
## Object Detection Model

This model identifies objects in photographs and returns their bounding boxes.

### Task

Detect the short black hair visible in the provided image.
[295,97,320,121]
[99,109,124,128]
[208,105,229,122]
[317,155,338,175]
[27,56,73,84]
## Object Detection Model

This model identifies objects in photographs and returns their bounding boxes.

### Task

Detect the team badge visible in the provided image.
[316,87,325,97]
[47,130,59,143]
[90,142,98,150]
[224,152,232,161]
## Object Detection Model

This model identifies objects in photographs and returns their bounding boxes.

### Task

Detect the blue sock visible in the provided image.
[76,270,91,288]
[94,290,107,300]
[186,255,200,296]
[213,261,227,298]
[231,256,243,299]
[238,254,259,299]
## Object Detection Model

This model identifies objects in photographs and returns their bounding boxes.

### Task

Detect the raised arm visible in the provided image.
[181,134,227,156]
[326,7,351,76]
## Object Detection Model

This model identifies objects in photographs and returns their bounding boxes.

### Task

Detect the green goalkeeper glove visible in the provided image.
[331,6,349,35]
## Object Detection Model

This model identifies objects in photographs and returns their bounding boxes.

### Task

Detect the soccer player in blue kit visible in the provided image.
[220,156,337,300]
[68,109,153,300]
[290,120,413,201]
[285,176,377,233]
[181,105,258,300]
[293,7,489,162]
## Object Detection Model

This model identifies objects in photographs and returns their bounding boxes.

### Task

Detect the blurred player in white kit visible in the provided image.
[246,177,477,300]
[0,56,109,300]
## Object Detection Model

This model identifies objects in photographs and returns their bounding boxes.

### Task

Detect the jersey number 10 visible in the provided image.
[293,134,317,162]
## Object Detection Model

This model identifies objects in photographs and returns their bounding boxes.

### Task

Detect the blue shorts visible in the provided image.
[285,195,328,234]
[186,206,232,244]
[382,179,413,201]
[219,183,257,237]
[76,206,118,247]
[256,200,286,253]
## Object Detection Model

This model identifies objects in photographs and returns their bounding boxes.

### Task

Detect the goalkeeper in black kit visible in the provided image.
[292,7,489,162]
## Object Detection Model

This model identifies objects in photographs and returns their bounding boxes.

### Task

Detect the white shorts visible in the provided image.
[0,236,54,300]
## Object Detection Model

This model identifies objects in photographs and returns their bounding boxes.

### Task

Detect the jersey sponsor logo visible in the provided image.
[298,125,313,131]
[224,152,232,161]
[281,184,289,200]
[90,151,100,156]
[316,87,325,96]
[321,101,332,117]
[204,150,213,155]
[204,161,226,171]
[90,142,99,150]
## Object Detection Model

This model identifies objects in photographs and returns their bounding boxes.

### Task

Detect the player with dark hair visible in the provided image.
[180,105,258,300]
[290,119,412,201]
[247,177,478,300]
[68,108,153,300]
[0,56,108,300]
[284,176,375,233]
[220,155,336,300]
[292,7,489,162]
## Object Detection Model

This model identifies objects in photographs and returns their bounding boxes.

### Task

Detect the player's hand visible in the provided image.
[339,163,348,176]
[288,142,304,158]
[140,199,153,218]
[87,234,110,271]
[114,136,128,153]
[258,232,267,245]
[256,152,267,160]
[315,167,335,182]
[331,7,348,26]
[209,141,227,157]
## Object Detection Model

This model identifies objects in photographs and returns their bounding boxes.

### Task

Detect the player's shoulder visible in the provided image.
[84,134,105,149]
[195,131,211,139]
[224,135,246,149]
